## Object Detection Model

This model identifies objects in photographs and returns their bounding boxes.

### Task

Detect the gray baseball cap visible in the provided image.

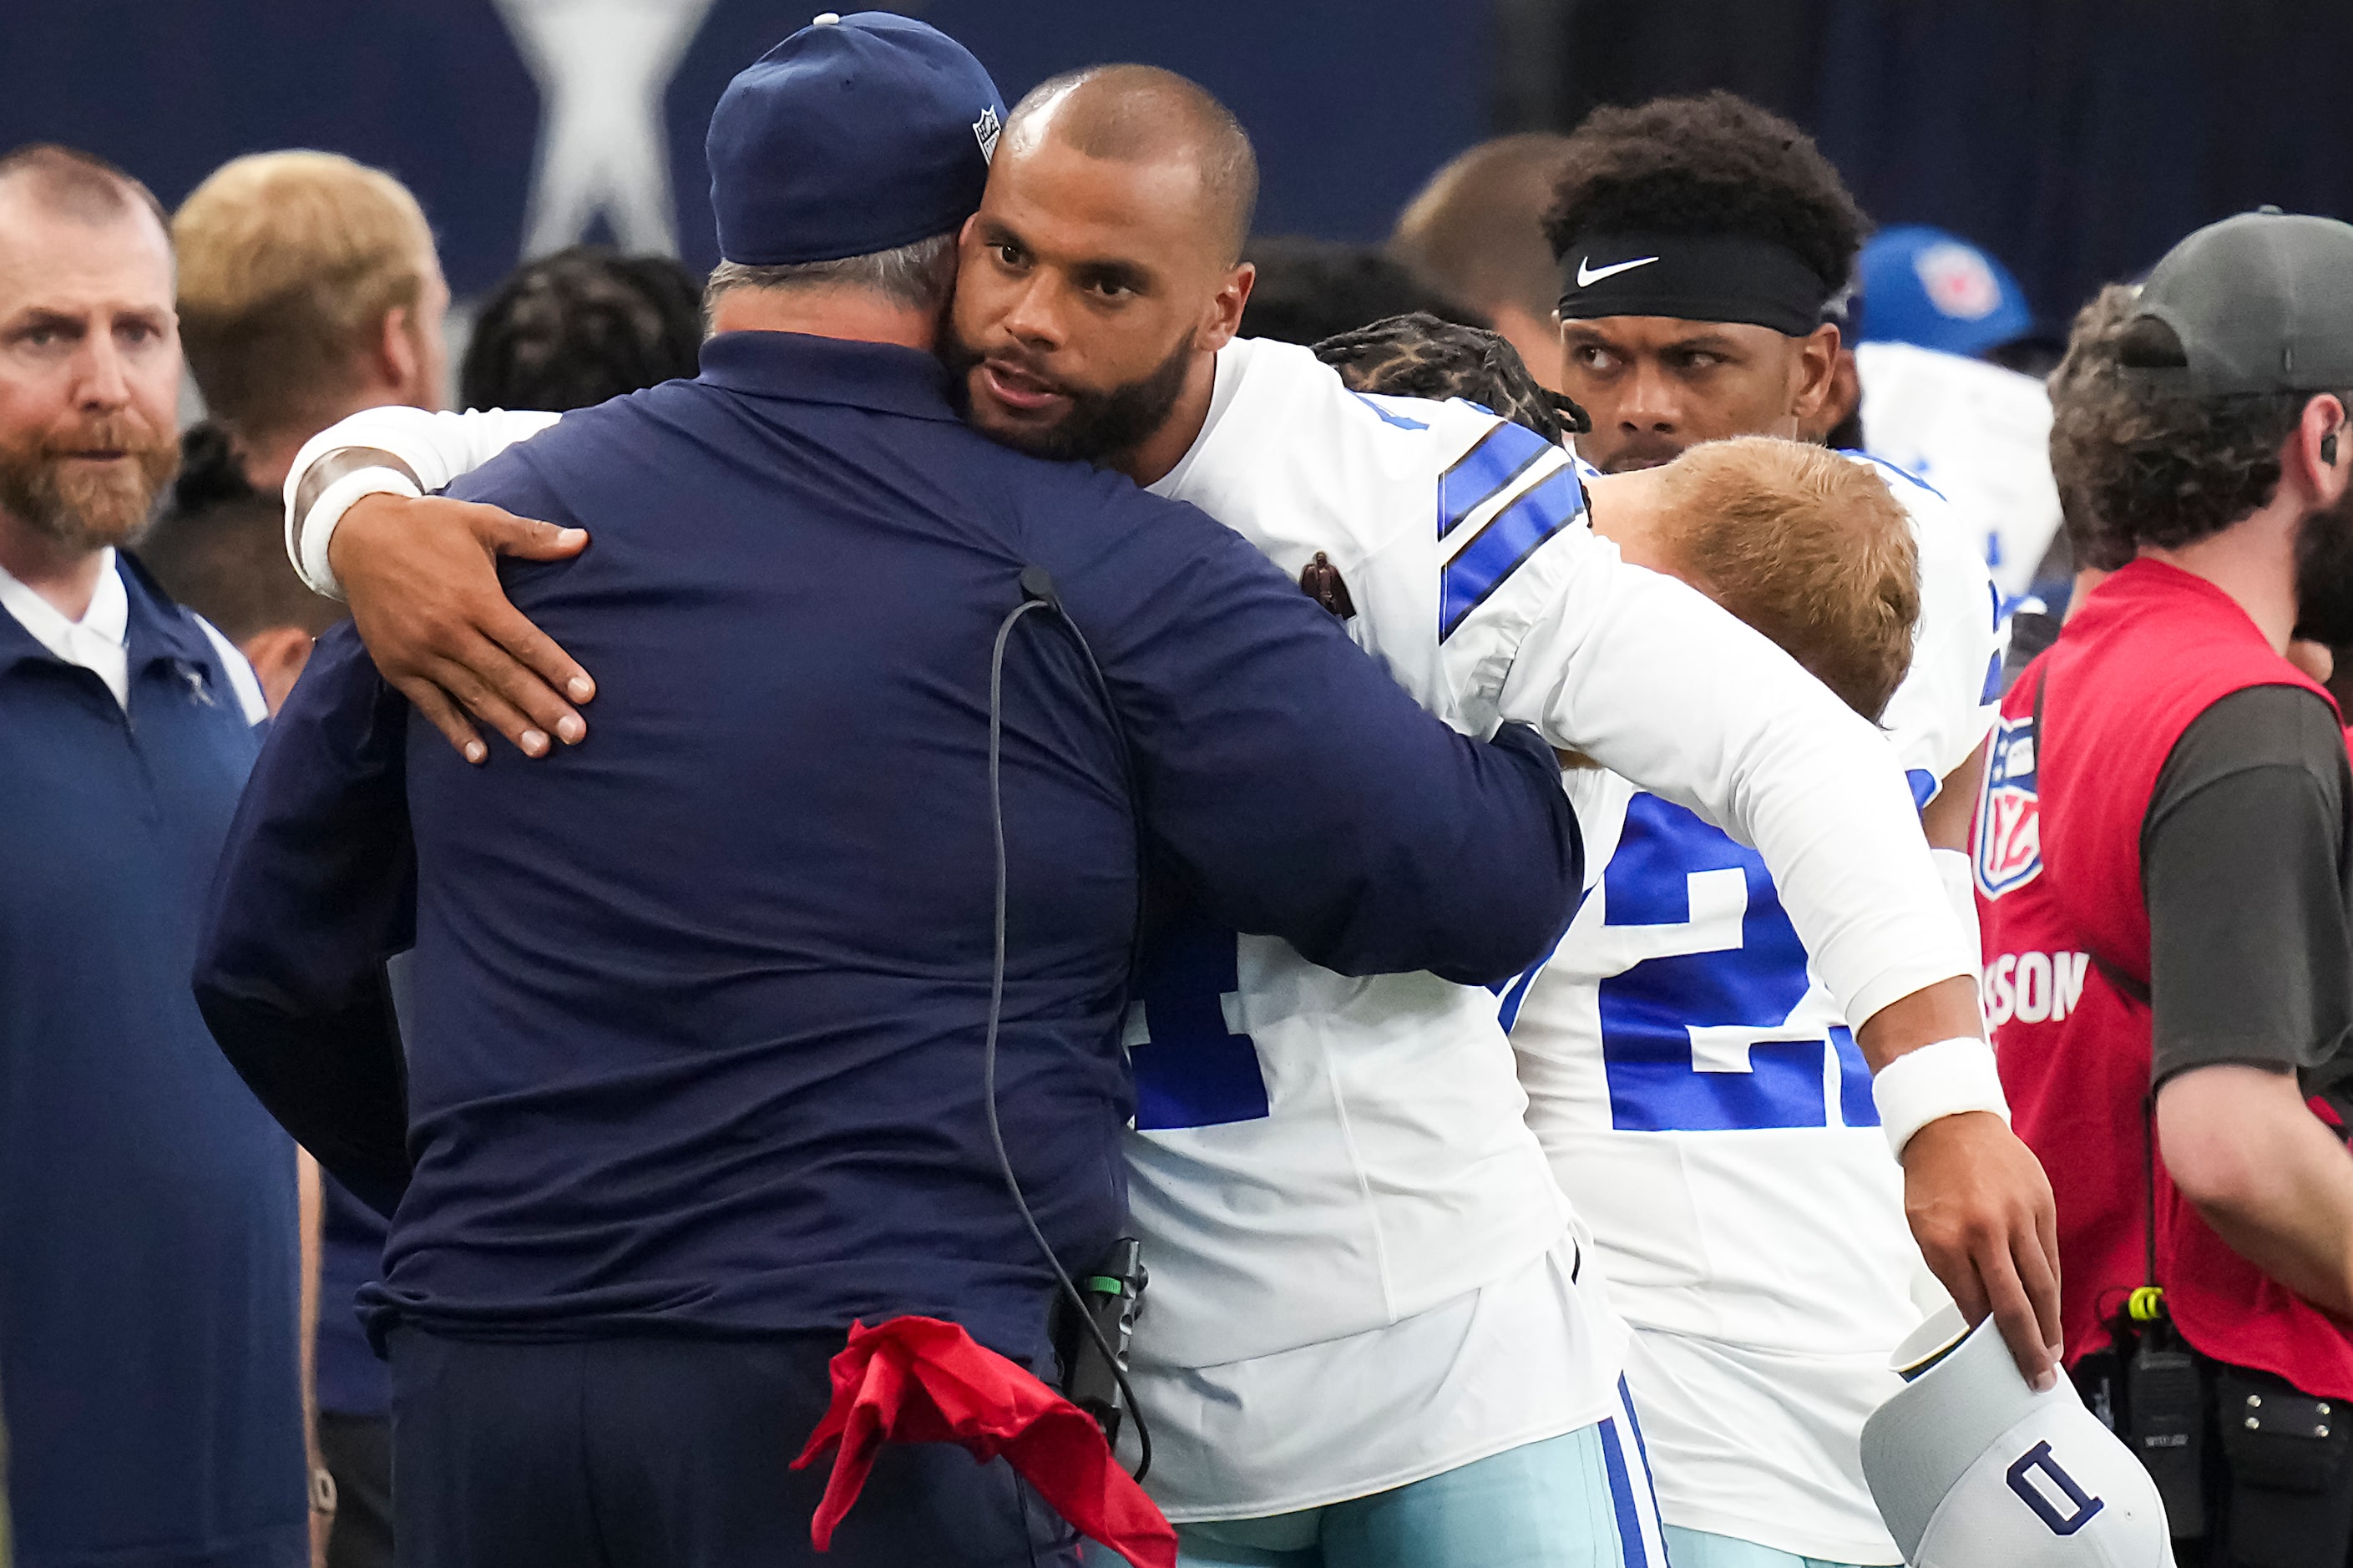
[2128,209,2353,396]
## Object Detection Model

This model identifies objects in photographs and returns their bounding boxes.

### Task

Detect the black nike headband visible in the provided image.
[1556,232,1835,338]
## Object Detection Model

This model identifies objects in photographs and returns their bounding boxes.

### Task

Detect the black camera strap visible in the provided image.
[2033,666,2167,1315]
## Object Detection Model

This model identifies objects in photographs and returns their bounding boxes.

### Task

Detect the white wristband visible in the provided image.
[292,466,421,602]
[1872,1035,2011,1161]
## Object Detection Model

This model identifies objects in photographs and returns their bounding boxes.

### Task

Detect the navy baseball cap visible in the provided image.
[706,12,1006,266]
[1859,225,2034,358]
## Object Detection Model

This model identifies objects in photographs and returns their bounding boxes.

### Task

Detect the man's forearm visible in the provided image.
[2158,1065,2353,1319]
[297,1151,322,1445]
[1921,741,1988,853]
[284,407,559,595]
[1856,975,1988,1071]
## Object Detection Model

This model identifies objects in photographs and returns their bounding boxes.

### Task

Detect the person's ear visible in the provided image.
[1804,344,1862,444]
[236,625,316,718]
[378,305,421,405]
[1789,322,1843,426]
[2298,393,2351,508]
[1200,260,1256,352]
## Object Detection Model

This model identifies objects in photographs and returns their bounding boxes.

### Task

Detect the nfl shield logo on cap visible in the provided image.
[1859,225,2035,358]
[1915,240,2005,321]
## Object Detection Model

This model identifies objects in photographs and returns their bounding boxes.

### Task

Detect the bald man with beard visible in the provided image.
[279,61,2057,1568]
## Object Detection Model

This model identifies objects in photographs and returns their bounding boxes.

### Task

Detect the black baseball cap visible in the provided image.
[2128,208,2353,396]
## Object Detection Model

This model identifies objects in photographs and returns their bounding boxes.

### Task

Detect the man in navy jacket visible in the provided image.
[0,145,305,1568]
[194,20,1580,1568]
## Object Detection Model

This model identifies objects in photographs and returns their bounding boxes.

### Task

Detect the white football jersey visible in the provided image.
[1507,460,2002,1563]
[1858,339,2062,601]
[286,340,1977,1515]
[1120,341,1971,1363]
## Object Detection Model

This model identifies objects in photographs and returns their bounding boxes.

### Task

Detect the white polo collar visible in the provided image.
[0,547,131,707]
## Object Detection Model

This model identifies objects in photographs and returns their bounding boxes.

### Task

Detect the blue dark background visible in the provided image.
[0,1,1485,297]
[3,0,2347,331]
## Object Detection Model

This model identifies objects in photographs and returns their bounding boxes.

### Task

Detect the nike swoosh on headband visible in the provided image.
[1575,254,1661,287]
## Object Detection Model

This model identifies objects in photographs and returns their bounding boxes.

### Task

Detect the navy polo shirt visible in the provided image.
[200,331,1578,1370]
[0,557,305,1568]
[316,1176,391,1418]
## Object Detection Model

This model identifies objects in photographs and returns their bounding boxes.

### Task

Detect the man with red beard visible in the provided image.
[0,144,305,1568]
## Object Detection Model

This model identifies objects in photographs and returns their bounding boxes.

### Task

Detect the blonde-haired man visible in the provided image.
[1602,437,1918,722]
[175,151,449,492]
[173,148,444,1568]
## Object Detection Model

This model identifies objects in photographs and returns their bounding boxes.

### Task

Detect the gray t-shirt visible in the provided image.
[2143,684,2353,1086]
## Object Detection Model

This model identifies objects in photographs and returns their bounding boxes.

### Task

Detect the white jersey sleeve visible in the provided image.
[1475,478,1974,1030]
[285,407,564,596]
[1165,341,1973,1030]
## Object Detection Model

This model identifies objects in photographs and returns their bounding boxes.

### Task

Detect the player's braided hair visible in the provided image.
[1313,312,1590,445]
[459,245,705,413]
[1541,91,1868,292]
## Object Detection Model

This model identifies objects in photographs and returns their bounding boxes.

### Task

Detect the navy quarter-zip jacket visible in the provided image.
[2,555,305,1568]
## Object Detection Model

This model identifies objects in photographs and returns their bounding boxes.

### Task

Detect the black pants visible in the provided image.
[387,1329,1081,1568]
[319,1411,395,1568]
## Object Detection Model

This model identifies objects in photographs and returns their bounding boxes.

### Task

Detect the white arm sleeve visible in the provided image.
[283,407,564,597]
[1490,529,1974,1030]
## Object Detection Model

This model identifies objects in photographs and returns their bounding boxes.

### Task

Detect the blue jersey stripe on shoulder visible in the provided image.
[1439,420,1551,540]
[1353,392,1428,431]
[1846,448,1951,505]
[1490,928,1564,1033]
[1979,648,2004,704]
[1907,767,1938,809]
[1440,464,1583,640]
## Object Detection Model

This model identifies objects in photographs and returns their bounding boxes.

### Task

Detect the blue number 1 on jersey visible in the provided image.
[1128,913,1271,1130]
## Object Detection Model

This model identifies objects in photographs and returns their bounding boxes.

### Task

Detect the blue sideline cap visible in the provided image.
[706,12,1007,266]
[1859,225,2035,358]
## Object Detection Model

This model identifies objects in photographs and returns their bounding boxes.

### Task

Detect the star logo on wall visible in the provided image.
[494,0,718,259]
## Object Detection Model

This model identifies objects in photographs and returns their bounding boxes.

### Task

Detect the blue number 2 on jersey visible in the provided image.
[1596,794,1879,1132]
[1128,912,1271,1131]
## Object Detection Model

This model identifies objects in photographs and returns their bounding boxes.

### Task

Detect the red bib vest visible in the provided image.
[1976,559,2353,1399]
